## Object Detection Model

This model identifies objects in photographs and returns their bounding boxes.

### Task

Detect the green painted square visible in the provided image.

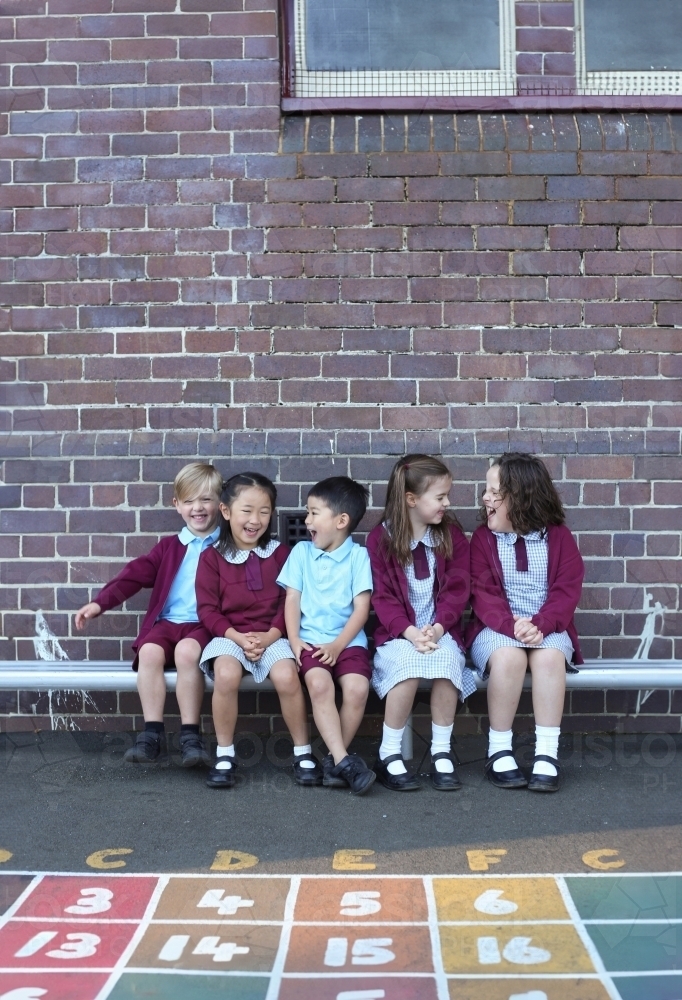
[615,975,682,1000]
[566,876,682,921]
[106,973,270,999]
[587,922,682,973]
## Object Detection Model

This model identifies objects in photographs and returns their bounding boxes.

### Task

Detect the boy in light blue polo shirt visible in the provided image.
[277,477,376,796]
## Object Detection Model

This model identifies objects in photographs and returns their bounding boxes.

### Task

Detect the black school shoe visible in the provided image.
[322,753,347,788]
[527,754,560,793]
[124,731,163,764]
[179,732,211,768]
[430,752,462,791]
[331,754,376,796]
[484,750,528,789]
[292,753,323,786]
[206,756,237,788]
[374,754,421,791]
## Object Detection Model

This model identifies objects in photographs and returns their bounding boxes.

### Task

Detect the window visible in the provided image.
[281,0,515,101]
[576,0,682,95]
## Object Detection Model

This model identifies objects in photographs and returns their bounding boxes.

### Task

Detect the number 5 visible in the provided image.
[340,892,381,917]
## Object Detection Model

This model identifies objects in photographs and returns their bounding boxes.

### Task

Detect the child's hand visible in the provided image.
[403,625,437,654]
[289,636,312,667]
[423,623,444,643]
[312,641,341,666]
[244,631,274,652]
[513,616,544,646]
[75,602,102,631]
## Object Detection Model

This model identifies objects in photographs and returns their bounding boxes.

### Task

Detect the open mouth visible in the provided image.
[308,529,317,541]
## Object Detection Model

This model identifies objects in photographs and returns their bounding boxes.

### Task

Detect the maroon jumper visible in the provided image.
[366,522,471,650]
[466,523,585,665]
[196,543,290,638]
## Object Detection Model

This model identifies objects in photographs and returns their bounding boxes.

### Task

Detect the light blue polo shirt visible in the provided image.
[276,536,373,648]
[159,524,221,623]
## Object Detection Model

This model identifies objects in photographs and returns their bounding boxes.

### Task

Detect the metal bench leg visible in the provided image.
[401,715,414,760]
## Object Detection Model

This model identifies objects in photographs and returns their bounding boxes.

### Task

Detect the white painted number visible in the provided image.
[159,935,190,962]
[474,889,518,916]
[193,937,250,963]
[65,887,113,915]
[15,931,100,960]
[509,993,548,1000]
[0,990,48,999]
[324,937,395,967]
[340,891,381,917]
[46,933,101,960]
[477,935,551,966]
[197,889,254,916]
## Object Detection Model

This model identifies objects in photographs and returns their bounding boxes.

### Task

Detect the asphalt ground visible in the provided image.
[1,730,680,876]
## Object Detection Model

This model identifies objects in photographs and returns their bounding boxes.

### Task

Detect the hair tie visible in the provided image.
[403,463,410,470]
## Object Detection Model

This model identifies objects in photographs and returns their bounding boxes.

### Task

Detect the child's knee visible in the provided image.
[271,661,302,696]
[137,643,166,670]
[174,639,202,671]
[341,674,369,707]
[304,669,332,701]
[213,657,242,692]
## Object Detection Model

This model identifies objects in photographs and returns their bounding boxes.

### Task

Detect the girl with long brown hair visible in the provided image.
[366,455,475,792]
[468,452,584,793]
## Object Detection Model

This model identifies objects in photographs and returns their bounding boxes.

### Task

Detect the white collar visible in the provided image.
[494,529,544,546]
[410,527,435,550]
[219,538,280,564]
[178,525,220,547]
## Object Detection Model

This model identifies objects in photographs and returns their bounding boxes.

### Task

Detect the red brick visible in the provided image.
[585,302,655,325]
[478,226,545,250]
[443,302,511,326]
[210,11,276,35]
[407,227,473,251]
[516,27,573,51]
[621,328,682,352]
[313,407,380,430]
[337,178,403,201]
[411,277,477,301]
[336,228,402,251]
[370,154,438,176]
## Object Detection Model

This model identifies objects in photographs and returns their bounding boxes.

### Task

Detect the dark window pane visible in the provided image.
[585,0,682,72]
[305,0,501,72]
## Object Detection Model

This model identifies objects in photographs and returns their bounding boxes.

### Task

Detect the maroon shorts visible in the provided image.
[299,645,372,682]
[133,620,213,672]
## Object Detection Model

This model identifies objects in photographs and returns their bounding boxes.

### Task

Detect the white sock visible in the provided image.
[488,729,517,773]
[534,726,560,777]
[215,743,235,770]
[431,722,454,773]
[379,723,407,775]
[293,743,316,769]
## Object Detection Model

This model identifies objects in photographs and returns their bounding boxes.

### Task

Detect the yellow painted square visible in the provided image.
[434,877,569,922]
[440,923,596,975]
[448,978,612,1000]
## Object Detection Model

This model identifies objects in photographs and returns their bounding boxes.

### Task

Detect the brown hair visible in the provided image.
[483,452,565,535]
[381,454,456,566]
[216,472,277,556]
[173,462,222,503]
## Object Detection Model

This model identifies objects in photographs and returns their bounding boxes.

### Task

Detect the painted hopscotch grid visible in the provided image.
[0,871,680,999]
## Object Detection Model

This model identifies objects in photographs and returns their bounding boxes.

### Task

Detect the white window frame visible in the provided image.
[575,0,682,96]
[291,0,516,99]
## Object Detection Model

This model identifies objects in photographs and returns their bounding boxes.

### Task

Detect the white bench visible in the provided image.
[2,659,681,759]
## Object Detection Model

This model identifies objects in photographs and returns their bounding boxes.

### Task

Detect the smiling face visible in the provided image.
[406,474,452,532]
[220,486,273,550]
[482,464,514,533]
[173,485,221,538]
[305,495,350,552]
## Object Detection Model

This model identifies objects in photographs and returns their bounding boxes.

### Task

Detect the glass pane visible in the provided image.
[585,0,682,72]
[305,0,501,71]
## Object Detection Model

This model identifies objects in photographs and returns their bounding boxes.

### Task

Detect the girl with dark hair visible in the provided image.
[367,455,476,792]
[468,452,584,794]
[196,472,320,789]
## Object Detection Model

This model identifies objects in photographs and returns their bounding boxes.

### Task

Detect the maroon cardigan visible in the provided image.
[366,522,470,650]
[196,542,289,638]
[94,535,189,658]
[466,523,585,665]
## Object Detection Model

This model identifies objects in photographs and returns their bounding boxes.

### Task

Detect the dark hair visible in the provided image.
[216,472,277,556]
[381,454,457,566]
[482,452,565,535]
[307,476,369,533]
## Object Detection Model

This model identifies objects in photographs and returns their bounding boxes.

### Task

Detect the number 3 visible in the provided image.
[65,888,113,916]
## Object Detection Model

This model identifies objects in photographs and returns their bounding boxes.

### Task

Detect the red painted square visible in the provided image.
[278,976,439,1000]
[14,877,158,921]
[0,921,136,970]
[285,925,433,974]
[0,972,110,999]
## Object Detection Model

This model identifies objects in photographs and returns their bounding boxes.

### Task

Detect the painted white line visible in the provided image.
[556,875,622,1000]
[264,874,300,1000]
[424,875,449,1000]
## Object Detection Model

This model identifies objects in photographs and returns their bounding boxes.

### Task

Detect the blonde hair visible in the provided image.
[173,462,222,503]
[381,454,457,566]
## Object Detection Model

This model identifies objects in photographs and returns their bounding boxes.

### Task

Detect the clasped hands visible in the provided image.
[229,630,275,662]
[404,623,444,654]
[513,615,544,646]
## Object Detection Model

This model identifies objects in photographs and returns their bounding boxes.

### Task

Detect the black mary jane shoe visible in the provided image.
[484,750,528,789]
[292,752,323,787]
[322,753,347,788]
[430,752,462,791]
[374,754,421,792]
[206,757,237,789]
[527,754,560,793]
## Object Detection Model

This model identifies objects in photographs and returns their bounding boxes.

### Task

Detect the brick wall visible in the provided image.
[0,0,680,733]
